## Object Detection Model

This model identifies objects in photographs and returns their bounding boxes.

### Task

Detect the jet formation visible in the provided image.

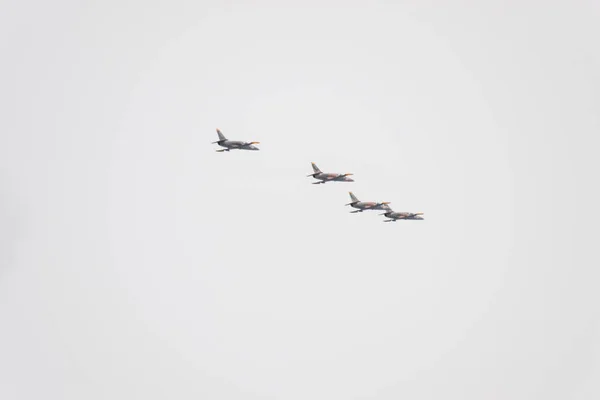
[213,128,424,223]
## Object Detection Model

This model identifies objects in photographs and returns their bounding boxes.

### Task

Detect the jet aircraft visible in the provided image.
[212,129,260,152]
[380,210,424,222]
[345,192,391,213]
[307,162,354,184]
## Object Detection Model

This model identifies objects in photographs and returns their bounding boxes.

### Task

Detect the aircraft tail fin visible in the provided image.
[216,129,227,141]
[311,162,321,174]
[349,192,359,202]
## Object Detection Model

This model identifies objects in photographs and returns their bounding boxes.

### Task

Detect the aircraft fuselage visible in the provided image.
[217,140,259,151]
[350,201,390,211]
[313,173,354,183]
[383,211,424,221]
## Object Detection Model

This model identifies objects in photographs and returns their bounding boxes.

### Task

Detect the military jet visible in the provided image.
[345,192,391,213]
[212,129,260,152]
[307,162,354,184]
[380,210,424,222]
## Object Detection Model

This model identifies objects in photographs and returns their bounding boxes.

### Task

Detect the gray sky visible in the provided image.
[1,1,599,399]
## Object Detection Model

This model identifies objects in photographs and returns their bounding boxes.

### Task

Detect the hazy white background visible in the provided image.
[1,1,599,399]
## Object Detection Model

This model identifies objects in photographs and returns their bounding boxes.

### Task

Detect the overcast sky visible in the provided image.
[1,1,599,399]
